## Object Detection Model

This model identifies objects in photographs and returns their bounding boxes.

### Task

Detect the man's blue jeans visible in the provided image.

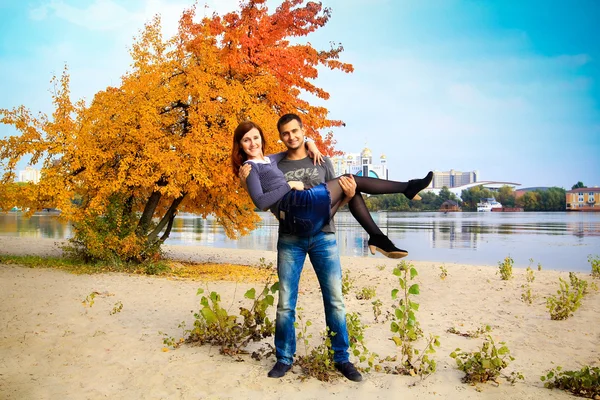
[275,230,350,365]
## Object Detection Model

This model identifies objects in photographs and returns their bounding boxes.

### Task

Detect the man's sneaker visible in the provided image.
[268,361,291,378]
[334,362,363,382]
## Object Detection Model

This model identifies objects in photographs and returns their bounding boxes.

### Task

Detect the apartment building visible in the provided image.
[566,187,600,211]
[431,169,479,189]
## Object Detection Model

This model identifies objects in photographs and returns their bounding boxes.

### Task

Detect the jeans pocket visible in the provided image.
[289,216,314,236]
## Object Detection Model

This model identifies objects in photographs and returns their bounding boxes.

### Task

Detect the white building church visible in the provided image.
[331,147,388,179]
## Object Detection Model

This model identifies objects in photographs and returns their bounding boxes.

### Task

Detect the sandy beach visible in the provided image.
[1,236,598,399]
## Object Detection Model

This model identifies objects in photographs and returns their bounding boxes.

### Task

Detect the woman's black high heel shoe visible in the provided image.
[405,171,434,201]
[368,234,408,259]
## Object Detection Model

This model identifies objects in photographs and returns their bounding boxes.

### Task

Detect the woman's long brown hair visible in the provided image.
[231,121,267,176]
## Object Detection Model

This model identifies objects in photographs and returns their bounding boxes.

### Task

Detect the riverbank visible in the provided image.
[1,237,599,399]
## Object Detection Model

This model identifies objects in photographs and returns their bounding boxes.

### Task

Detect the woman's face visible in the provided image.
[240,128,263,159]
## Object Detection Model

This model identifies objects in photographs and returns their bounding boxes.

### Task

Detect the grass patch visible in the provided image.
[0,255,274,282]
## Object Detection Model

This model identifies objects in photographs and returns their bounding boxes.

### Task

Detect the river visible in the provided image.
[1,211,599,272]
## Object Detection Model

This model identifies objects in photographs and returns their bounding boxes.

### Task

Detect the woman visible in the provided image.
[231,121,433,259]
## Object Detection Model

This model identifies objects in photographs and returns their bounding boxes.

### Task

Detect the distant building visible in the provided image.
[566,187,600,211]
[424,181,521,199]
[440,200,461,212]
[331,147,388,179]
[431,169,478,189]
[18,167,40,184]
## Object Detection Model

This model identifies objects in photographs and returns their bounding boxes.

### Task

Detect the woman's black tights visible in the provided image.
[325,172,433,237]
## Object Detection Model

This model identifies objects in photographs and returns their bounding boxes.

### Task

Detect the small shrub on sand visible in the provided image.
[541,365,600,398]
[546,278,584,320]
[450,335,523,386]
[588,255,600,279]
[497,256,513,280]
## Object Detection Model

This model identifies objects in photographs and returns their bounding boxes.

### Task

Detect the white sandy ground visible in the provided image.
[0,236,599,400]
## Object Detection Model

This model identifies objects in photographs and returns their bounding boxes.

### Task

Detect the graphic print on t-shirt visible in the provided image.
[283,167,321,188]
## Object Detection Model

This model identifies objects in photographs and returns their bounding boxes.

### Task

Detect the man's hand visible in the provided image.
[239,164,252,192]
[338,175,356,208]
[339,175,356,198]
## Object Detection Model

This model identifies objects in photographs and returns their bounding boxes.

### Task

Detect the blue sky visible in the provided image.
[1,0,599,189]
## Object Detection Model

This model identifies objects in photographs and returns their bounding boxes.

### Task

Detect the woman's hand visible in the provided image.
[288,181,305,191]
[238,164,251,192]
[305,140,324,166]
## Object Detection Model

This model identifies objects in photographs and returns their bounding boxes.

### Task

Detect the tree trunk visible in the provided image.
[158,211,177,245]
[147,194,185,244]
[137,191,162,235]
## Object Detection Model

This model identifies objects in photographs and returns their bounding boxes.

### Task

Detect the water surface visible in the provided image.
[1,211,599,272]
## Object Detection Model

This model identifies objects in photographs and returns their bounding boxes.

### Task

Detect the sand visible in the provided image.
[1,236,599,399]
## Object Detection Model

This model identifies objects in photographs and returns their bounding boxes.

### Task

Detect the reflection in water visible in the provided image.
[2,211,599,272]
[0,212,72,239]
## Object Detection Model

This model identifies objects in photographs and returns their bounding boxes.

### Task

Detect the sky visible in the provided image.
[1,0,599,190]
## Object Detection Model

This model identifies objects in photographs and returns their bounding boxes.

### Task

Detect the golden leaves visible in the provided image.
[0,0,351,245]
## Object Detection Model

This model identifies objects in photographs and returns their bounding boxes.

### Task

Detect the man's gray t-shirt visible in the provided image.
[277,156,336,233]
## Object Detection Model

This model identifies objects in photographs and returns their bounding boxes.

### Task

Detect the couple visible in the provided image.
[232,114,432,381]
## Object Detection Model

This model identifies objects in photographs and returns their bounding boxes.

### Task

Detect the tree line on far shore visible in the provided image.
[361,185,570,212]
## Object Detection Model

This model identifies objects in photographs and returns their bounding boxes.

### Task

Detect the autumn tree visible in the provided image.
[496,185,516,208]
[0,0,352,262]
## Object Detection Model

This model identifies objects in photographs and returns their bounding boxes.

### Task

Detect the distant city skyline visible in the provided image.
[1,0,598,190]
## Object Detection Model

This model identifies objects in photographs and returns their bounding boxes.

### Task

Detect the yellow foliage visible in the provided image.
[0,1,352,260]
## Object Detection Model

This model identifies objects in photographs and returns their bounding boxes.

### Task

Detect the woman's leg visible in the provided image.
[351,172,433,199]
[325,171,433,219]
[324,171,433,258]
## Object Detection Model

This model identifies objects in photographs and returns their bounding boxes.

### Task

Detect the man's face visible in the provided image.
[279,119,304,150]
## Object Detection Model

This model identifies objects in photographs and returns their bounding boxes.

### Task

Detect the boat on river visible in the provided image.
[477,198,502,212]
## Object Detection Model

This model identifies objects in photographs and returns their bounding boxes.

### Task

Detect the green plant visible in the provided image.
[110,301,123,315]
[447,324,491,338]
[497,256,514,280]
[569,272,590,296]
[546,278,584,320]
[372,299,382,323]
[439,265,448,280]
[257,257,275,271]
[142,260,170,275]
[450,335,523,385]
[82,292,97,307]
[390,262,422,341]
[380,261,438,378]
[380,334,440,378]
[521,286,534,304]
[342,270,355,296]
[521,266,535,304]
[541,365,600,398]
[186,279,279,355]
[356,286,376,300]
[526,265,535,283]
[376,264,386,271]
[588,254,600,279]
[295,311,337,381]
[346,312,378,371]
[160,321,187,349]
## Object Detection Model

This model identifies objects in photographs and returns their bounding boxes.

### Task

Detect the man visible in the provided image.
[239,113,362,382]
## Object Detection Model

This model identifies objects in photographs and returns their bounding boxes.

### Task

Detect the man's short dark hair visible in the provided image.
[277,113,303,133]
